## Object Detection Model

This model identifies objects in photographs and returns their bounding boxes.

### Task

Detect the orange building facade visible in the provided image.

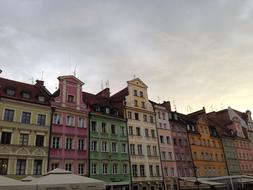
[186,109,227,177]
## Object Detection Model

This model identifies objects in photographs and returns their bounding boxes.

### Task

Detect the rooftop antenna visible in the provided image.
[55,83,58,90]
[157,96,161,104]
[105,80,110,88]
[101,80,104,90]
[73,65,77,76]
[41,71,44,80]
[29,77,34,84]
[173,100,177,112]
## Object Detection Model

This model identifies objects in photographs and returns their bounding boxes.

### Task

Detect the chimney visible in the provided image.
[162,101,171,111]
[36,80,44,86]
[246,110,252,122]
[96,88,110,98]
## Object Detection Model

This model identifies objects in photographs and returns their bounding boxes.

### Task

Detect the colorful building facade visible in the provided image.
[83,88,131,190]
[186,109,227,177]
[0,78,51,176]
[49,75,89,175]
[112,78,163,190]
[151,102,177,190]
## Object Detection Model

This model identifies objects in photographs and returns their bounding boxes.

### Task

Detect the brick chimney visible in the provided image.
[36,80,44,86]
[96,88,110,98]
[161,101,171,111]
[246,110,252,122]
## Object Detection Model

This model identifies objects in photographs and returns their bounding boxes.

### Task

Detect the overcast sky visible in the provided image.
[0,0,253,114]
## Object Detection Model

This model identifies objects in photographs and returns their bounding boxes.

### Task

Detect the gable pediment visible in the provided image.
[127,78,148,88]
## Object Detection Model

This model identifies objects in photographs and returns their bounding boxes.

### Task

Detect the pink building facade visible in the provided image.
[49,76,89,175]
[169,112,194,178]
[151,101,178,190]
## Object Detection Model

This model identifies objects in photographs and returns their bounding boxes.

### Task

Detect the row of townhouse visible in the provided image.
[1,75,253,190]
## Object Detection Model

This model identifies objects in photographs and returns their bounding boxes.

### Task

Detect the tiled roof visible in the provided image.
[0,77,51,106]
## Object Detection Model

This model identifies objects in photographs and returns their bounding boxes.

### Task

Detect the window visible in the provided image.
[66,115,75,126]
[1,132,11,144]
[91,121,97,132]
[143,114,147,122]
[67,95,74,103]
[78,139,84,151]
[171,168,175,176]
[150,116,154,123]
[0,159,8,175]
[168,152,172,160]
[140,91,143,97]
[35,135,44,147]
[53,114,61,125]
[161,151,166,160]
[156,166,160,176]
[134,90,137,96]
[140,165,145,176]
[33,160,42,175]
[91,163,97,175]
[19,133,29,145]
[103,163,108,174]
[147,145,151,156]
[112,142,117,152]
[121,126,125,135]
[166,136,171,144]
[141,101,145,108]
[16,159,26,175]
[66,138,72,150]
[6,88,15,96]
[122,143,127,153]
[4,109,14,121]
[136,127,141,136]
[22,92,31,99]
[78,163,84,175]
[102,123,107,133]
[21,112,31,124]
[65,163,72,171]
[38,96,45,102]
[105,107,110,114]
[129,126,133,135]
[162,113,165,120]
[153,146,157,156]
[149,165,154,176]
[137,144,143,155]
[52,137,60,149]
[164,167,168,176]
[151,130,155,138]
[37,114,46,126]
[111,124,116,134]
[158,112,161,119]
[112,164,118,174]
[134,100,138,107]
[78,118,85,128]
[123,164,128,174]
[91,141,97,151]
[51,163,58,170]
[134,113,139,120]
[130,144,135,155]
[102,141,107,152]
[173,138,177,145]
[145,129,149,137]
[132,165,137,177]
[160,136,164,143]
[128,111,132,119]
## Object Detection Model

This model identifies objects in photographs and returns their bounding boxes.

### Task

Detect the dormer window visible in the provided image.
[140,91,143,97]
[6,88,15,96]
[105,107,110,114]
[38,96,45,102]
[67,95,75,103]
[94,105,101,112]
[174,113,178,120]
[22,92,31,99]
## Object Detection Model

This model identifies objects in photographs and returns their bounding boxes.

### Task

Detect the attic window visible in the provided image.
[38,96,45,102]
[105,107,110,114]
[67,95,75,103]
[22,92,31,99]
[95,105,100,112]
[6,88,15,96]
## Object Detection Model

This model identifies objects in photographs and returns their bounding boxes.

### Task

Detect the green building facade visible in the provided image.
[83,89,131,190]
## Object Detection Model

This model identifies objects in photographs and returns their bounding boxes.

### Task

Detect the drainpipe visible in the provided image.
[47,106,55,172]
[88,110,91,177]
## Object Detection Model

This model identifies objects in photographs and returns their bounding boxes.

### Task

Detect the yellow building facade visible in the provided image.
[186,109,227,177]
[0,78,51,177]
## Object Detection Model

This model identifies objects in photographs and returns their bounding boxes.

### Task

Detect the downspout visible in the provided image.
[88,110,91,177]
[47,106,55,172]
